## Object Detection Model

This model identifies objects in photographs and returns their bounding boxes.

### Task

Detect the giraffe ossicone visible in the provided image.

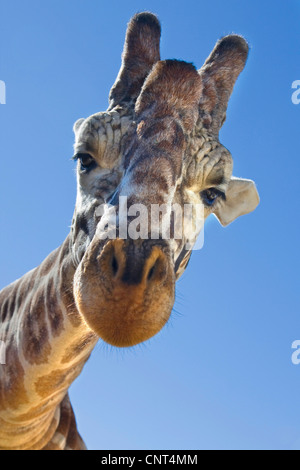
[0,12,259,450]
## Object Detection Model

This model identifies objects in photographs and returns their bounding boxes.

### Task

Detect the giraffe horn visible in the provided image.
[198,35,249,134]
[108,12,161,111]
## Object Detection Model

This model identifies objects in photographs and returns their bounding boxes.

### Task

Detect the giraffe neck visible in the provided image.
[0,236,97,450]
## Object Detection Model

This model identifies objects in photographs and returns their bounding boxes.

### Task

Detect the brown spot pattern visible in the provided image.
[22,290,52,366]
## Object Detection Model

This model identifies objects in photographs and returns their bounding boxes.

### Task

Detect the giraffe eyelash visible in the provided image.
[72,153,97,172]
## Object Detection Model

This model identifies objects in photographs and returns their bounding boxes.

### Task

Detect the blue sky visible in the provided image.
[0,0,300,450]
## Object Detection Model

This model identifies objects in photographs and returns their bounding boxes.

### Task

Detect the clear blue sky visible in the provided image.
[0,0,300,450]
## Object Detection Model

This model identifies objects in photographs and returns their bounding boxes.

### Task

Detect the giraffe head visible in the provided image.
[72,13,259,347]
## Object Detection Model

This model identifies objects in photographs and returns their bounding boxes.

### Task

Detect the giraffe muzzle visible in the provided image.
[73,238,175,347]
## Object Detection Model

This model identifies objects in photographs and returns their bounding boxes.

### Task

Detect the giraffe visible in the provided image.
[0,12,259,450]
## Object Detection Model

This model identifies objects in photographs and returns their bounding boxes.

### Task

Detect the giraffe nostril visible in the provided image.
[147,264,156,282]
[111,255,119,277]
[147,254,166,283]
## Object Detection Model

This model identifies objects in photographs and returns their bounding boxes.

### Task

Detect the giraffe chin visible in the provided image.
[74,281,175,348]
[75,299,174,348]
[73,240,176,348]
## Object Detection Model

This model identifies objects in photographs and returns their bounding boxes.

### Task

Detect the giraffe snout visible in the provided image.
[74,238,175,347]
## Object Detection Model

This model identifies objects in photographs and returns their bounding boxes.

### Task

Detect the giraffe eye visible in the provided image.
[74,153,97,172]
[201,188,226,206]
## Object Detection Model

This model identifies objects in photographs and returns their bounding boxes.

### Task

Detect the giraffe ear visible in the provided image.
[73,118,85,135]
[108,12,161,110]
[199,35,249,134]
[213,177,260,227]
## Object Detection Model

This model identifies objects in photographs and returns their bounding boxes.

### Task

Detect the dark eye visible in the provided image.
[201,188,226,206]
[73,153,97,172]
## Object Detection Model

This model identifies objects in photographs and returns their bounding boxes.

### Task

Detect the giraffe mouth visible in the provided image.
[73,238,176,347]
